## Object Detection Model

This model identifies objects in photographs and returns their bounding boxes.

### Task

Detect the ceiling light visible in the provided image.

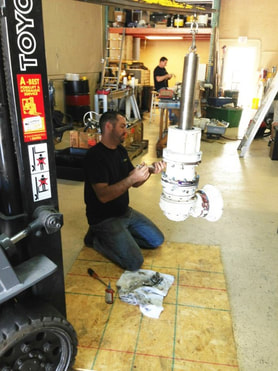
[145,36,183,40]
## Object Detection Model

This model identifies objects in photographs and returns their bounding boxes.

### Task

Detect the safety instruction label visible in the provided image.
[28,143,52,202]
[17,74,47,142]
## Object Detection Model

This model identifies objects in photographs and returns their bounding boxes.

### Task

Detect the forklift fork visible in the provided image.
[0,206,63,305]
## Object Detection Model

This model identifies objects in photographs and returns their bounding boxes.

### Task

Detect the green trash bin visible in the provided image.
[206,106,243,127]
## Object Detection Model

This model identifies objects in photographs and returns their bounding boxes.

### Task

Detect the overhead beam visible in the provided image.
[75,0,216,15]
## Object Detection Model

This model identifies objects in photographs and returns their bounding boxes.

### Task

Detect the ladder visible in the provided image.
[101,29,125,90]
[238,72,278,157]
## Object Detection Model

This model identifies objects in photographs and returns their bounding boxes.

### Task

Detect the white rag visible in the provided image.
[116,269,175,318]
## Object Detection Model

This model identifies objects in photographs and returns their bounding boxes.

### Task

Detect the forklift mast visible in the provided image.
[0,0,66,311]
[0,0,78,369]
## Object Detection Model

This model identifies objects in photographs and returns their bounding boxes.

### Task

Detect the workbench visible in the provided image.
[94,87,141,122]
[156,99,180,157]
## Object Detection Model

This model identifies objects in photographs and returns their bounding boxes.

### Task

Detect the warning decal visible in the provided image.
[17,74,47,142]
[28,143,51,202]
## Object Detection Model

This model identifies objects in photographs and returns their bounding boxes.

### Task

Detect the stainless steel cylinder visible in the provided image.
[179,51,199,130]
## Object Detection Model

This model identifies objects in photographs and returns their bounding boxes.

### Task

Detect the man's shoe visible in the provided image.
[84,227,94,247]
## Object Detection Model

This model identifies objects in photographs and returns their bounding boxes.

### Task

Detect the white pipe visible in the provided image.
[133,38,140,61]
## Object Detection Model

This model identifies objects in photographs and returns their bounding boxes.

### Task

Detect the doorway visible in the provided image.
[219,39,261,135]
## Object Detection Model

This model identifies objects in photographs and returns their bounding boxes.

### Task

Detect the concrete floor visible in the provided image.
[57,114,278,371]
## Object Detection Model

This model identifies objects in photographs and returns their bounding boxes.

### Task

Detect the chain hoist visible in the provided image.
[190,13,198,52]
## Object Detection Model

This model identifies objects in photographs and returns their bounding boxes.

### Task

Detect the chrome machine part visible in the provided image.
[83,111,101,131]
[179,19,199,131]
[160,23,223,222]
[179,52,199,131]
[8,206,63,245]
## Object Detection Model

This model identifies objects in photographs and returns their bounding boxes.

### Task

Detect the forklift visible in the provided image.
[0,0,78,369]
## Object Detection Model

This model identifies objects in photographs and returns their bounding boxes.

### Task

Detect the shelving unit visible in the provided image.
[109,27,212,41]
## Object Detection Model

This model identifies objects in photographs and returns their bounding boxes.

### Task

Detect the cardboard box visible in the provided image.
[70,129,99,149]
[79,132,89,149]
[70,130,79,148]
[79,132,99,149]
[133,122,143,142]
[114,11,126,23]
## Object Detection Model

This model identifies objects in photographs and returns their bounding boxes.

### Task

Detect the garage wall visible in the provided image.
[219,0,278,69]
[42,0,103,111]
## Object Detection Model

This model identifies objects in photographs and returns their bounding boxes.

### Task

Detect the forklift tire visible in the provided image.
[0,299,78,370]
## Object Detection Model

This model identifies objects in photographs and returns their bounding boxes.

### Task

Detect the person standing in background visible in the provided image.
[153,57,173,91]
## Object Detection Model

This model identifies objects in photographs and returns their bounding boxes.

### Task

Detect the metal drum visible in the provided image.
[64,79,90,122]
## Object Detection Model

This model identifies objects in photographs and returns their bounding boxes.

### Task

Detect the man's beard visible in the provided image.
[120,133,126,143]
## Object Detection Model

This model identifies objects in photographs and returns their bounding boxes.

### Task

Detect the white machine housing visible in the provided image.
[160,126,223,222]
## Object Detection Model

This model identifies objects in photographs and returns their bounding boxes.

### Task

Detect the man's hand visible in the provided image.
[92,162,166,203]
[131,161,166,188]
[149,161,166,174]
[93,163,150,202]
[130,163,150,184]
[156,74,173,83]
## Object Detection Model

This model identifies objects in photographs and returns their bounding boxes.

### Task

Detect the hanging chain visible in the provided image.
[190,13,198,52]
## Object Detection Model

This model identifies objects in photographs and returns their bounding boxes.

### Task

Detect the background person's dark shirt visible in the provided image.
[84,142,134,224]
[153,66,169,91]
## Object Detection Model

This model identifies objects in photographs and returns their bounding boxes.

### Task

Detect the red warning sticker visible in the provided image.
[17,74,47,142]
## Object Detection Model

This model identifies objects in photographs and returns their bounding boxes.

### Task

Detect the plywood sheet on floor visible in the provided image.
[65,242,238,370]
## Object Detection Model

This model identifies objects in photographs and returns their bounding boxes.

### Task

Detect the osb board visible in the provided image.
[65,242,238,370]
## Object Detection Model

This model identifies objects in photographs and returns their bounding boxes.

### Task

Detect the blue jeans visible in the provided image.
[85,207,164,271]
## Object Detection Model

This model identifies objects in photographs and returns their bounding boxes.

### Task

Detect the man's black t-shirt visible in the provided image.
[153,66,168,91]
[84,142,134,224]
